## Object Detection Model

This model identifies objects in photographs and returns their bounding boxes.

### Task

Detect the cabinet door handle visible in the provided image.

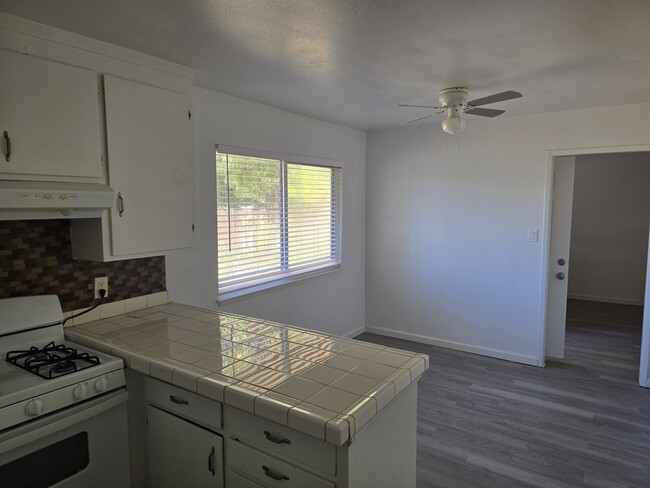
[207,446,216,476]
[3,131,10,162]
[263,430,291,445]
[263,465,290,481]
[169,394,189,405]
[117,192,125,217]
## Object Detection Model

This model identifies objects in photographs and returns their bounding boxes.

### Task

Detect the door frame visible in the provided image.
[640,228,650,387]
[538,144,650,383]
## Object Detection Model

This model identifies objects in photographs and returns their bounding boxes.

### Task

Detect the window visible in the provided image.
[216,145,342,299]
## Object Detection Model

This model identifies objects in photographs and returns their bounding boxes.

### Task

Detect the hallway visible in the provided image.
[562,299,644,385]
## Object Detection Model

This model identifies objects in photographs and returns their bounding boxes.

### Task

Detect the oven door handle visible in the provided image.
[0,389,128,455]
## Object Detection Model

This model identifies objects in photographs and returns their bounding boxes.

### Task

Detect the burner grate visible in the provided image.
[6,341,101,379]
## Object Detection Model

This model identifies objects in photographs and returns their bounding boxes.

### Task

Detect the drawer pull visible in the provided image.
[208,446,216,476]
[117,192,125,217]
[263,465,290,481]
[169,395,189,405]
[264,430,291,445]
[3,131,10,162]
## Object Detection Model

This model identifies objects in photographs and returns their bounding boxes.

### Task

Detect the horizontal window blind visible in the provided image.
[216,148,342,297]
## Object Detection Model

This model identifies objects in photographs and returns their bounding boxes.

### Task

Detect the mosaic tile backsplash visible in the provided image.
[0,220,165,312]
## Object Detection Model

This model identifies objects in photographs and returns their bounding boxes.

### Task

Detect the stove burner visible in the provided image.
[52,360,77,375]
[6,341,100,379]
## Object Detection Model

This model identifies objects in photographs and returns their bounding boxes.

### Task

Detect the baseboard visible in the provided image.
[342,325,365,339]
[364,325,539,366]
[568,293,644,306]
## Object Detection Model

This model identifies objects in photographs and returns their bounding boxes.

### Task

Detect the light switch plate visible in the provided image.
[527,229,539,242]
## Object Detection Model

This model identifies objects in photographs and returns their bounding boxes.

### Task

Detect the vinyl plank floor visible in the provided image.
[355,300,650,488]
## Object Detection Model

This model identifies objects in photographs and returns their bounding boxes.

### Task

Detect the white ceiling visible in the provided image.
[2,0,650,130]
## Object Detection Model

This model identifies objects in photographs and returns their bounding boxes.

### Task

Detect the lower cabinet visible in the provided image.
[147,405,224,488]
[139,375,418,488]
[227,438,334,488]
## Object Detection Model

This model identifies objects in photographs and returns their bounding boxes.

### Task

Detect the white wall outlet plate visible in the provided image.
[94,276,109,298]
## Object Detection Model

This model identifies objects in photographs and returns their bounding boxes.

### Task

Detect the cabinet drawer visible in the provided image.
[145,376,222,431]
[228,439,334,488]
[225,405,336,475]
[228,470,267,488]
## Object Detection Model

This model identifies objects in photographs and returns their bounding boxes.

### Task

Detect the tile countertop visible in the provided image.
[64,302,429,446]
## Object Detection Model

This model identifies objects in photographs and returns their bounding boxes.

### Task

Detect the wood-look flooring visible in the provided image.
[356,300,650,488]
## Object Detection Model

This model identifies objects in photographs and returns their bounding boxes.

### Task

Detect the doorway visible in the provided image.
[542,147,650,387]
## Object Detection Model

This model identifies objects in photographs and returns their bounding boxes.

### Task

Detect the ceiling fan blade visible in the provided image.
[465,107,505,117]
[467,90,522,107]
[397,104,443,109]
[401,114,435,125]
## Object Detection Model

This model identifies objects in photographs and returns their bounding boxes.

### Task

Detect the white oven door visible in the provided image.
[0,389,130,488]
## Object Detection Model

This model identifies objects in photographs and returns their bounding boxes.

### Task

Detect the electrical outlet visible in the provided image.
[94,277,109,298]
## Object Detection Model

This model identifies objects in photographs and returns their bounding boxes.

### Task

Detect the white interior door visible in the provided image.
[545,156,576,359]
[639,225,650,388]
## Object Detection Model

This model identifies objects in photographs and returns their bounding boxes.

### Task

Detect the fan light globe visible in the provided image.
[441,117,466,135]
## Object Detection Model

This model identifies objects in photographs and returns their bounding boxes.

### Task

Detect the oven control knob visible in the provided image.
[73,383,88,400]
[25,399,44,417]
[95,376,109,393]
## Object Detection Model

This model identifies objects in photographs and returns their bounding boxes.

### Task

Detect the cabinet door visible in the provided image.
[104,75,194,256]
[0,49,102,178]
[147,405,223,488]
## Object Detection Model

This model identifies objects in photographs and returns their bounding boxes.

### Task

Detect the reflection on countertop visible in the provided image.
[65,302,428,446]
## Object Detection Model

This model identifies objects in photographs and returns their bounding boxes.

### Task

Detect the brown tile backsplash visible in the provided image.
[0,220,165,312]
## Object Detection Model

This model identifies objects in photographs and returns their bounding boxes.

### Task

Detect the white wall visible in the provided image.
[166,88,366,337]
[366,103,650,365]
[568,152,650,305]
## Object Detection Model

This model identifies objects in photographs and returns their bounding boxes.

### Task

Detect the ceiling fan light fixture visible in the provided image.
[441,117,466,135]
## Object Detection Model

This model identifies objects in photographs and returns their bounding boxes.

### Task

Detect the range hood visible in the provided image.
[0,181,114,220]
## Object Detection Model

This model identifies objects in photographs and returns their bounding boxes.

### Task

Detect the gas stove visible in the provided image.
[7,341,101,379]
[0,295,126,431]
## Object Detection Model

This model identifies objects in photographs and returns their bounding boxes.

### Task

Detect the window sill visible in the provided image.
[217,264,341,304]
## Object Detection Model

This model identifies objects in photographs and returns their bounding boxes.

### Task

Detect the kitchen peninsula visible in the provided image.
[65,302,428,488]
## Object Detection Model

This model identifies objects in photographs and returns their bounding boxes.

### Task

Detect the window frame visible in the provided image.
[215,144,343,302]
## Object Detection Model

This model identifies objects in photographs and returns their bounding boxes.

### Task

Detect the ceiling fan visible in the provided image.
[398,87,522,134]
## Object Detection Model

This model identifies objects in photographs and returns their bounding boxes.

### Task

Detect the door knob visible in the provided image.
[556,272,565,280]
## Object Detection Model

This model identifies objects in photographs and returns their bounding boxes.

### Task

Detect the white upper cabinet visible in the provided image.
[0,49,102,179]
[103,75,194,256]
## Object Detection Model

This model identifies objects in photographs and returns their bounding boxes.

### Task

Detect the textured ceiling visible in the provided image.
[2,0,650,129]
